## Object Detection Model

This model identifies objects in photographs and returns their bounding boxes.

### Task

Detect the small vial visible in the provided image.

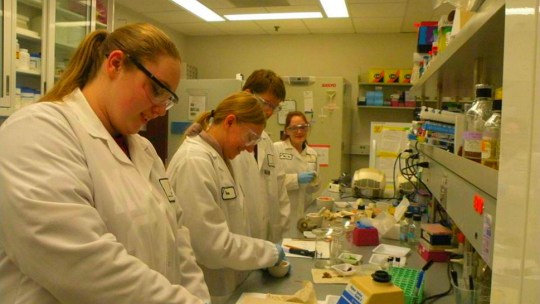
[400,211,413,245]
[407,214,422,246]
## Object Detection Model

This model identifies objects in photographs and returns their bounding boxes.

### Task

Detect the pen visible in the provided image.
[414,260,434,304]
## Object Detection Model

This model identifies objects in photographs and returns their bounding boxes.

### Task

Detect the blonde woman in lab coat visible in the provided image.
[167,92,288,303]
[274,111,321,238]
[0,24,210,304]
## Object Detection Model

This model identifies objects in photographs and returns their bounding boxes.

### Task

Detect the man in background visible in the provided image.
[232,69,291,243]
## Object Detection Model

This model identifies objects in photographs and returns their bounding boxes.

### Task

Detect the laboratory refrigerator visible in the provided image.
[265,76,352,194]
[167,79,243,164]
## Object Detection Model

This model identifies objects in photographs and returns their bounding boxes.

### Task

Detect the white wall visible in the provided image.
[114,4,188,61]
[114,4,418,173]
[184,34,417,171]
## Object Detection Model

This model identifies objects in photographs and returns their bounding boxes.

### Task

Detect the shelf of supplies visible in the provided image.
[418,143,497,198]
[19,0,43,9]
[358,106,416,110]
[409,0,505,96]
[16,69,41,76]
[359,83,412,87]
[16,28,41,41]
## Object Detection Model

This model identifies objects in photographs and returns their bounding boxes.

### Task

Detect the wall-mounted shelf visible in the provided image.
[358,106,416,110]
[419,143,497,267]
[409,0,505,98]
[359,82,412,87]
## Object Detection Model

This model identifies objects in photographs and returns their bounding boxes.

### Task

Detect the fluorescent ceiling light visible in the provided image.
[224,12,323,21]
[171,0,224,22]
[319,0,349,18]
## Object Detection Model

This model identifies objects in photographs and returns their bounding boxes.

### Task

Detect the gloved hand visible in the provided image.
[274,243,287,266]
[298,172,315,184]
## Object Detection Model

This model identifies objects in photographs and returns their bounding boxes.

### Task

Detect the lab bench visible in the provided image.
[226,239,455,303]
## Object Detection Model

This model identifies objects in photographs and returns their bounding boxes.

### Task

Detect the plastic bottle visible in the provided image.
[355,204,366,222]
[15,39,20,59]
[399,211,413,246]
[481,100,502,170]
[463,84,493,162]
[407,214,422,246]
[18,48,30,71]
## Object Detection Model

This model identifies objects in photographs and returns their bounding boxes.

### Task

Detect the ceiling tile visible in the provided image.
[211,21,267,35]
[255,20,311,34]
[115,0,450,36]
[352,17,403,33]
[349,3,406,18]
[168,22,225,36]
[303,18,355,34]
[146,11,203,23]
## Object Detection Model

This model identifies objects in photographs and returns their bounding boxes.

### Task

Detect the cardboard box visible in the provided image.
[400,69,412,83]
[420,223,452,245]
[385,69,400,83]
[368,68,385,83]
[416,21,438,53]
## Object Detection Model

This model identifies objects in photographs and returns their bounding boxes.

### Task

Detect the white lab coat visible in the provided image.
[167,134,279,302]
[273,139,320,238]
[232,131,291,243]
[0,89,209,304]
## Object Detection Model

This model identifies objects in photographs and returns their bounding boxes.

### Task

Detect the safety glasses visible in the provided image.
[286,124,310,133]
[125,54,179,110]
[254,94,281,111]
[243,127,262,147]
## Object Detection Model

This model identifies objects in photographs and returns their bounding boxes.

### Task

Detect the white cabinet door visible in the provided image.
[0,0,11,110]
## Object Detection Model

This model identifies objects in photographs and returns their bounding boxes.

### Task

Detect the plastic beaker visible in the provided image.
[329,226,344,265]
[452,278,490,304]
[312,228,332,269]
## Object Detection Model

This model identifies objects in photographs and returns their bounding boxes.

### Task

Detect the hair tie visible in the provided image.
[210,110,215,118]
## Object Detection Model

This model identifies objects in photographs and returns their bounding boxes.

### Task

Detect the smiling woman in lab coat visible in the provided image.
[274,111,321,238]
[167,92,287,303]
[0,24,209,304]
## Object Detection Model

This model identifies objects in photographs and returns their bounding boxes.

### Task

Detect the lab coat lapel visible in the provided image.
[257,131,271,171]
[65,89,132,166]
[127,136,155,179]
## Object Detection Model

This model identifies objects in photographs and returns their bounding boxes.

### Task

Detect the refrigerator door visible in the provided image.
[266,76,352,194]
[167,79,243,163]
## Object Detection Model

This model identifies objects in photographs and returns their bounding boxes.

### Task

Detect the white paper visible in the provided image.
[277,100,297,124]
[188,95,206,121]
[310,145,330,167]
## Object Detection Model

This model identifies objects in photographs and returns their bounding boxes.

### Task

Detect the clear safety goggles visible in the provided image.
[286,124,311,133]
[126,54,179,110]
[254,94,281,111]
[243,127,262,147]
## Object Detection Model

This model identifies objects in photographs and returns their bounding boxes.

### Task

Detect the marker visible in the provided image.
[284,247,315,257]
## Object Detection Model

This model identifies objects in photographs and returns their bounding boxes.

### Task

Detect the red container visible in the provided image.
[417,240,450,262]
[352,227,379,246]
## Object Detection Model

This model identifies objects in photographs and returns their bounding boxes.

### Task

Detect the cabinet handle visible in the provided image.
[6,75,9,96]
[44,81,47,94]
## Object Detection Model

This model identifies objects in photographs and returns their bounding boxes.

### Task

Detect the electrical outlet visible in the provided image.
[358,145,370,155]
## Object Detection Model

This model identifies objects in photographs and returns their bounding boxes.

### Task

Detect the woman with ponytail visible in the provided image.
[167,92,289,303]
[0,23,209,303]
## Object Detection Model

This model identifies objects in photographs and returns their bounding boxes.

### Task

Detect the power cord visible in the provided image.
[420,261,454,303]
